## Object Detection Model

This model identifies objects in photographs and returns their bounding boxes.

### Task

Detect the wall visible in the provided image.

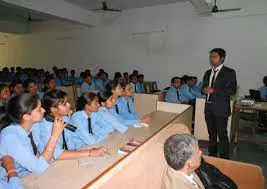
[0,1,267,94]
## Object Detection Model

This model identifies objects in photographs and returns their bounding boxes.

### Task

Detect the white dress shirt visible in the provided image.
[207,64,224,102]
[179,171,198,188]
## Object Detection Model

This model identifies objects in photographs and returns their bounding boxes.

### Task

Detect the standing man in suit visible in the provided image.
[202,48,237,159]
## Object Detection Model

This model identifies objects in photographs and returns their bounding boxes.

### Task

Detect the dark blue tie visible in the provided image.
[176,90,180,101]
[88,117,93,134]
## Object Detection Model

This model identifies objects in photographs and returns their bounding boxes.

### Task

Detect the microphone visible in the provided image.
[45,114,77,132]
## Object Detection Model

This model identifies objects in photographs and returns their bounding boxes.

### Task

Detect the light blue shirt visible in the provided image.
[259,86,267,101]
[0,124,49,178]
[32,116,75,160]
[116,97,139,120]
[135,82,145,94]
[56,77,66,86]
[108,107,141,126]
[165,86,188,104]
[0,177,24,189]
[180,84,196,101]
[68,110,109,150]
[191,85,205,99]
[80,81,98,95]
[94,79,106,92]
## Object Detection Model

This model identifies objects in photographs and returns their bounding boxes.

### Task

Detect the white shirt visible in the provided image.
[179,171,198,188]
[208,64,224,87]
[207,64,224,101]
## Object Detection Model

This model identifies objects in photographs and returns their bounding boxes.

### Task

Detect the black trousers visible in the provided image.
[205,105,229,159]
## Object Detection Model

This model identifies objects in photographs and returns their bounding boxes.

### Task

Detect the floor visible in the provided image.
[199,117,267,184]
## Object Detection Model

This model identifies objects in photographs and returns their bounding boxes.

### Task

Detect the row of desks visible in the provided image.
[22,95,192,189]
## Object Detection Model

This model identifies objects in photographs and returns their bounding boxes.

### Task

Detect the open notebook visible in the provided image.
[118,139,143,155]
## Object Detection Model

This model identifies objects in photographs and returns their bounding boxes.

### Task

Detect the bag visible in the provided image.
[195,158,237,189]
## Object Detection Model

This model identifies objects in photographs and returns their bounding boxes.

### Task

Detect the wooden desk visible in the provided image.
[22,105,192,189]
[232,102,267,144]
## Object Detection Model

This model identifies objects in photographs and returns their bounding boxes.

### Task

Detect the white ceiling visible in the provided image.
[65,0,186,10]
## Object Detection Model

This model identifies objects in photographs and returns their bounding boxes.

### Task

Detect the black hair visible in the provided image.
[123,72,129,76]
[133,70,139,75]
[82,73,92,80]
[0,94,38,130]
[42,77,55,93]
[10,79,23,89]
[263,76,267,86]
[138,74,144,79]
[42,89,67,116]
[210,48,226,61]
[24,79,37,89]
[76,92,97,111]
[0,84,8,93]
[171,77,180,84]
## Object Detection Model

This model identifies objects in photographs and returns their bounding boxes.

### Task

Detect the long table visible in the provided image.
[23,102,192,189]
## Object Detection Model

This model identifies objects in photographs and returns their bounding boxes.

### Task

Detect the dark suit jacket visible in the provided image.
[202,65,237,117]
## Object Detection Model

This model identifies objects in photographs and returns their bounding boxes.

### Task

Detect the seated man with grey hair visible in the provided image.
[162,134,204,189]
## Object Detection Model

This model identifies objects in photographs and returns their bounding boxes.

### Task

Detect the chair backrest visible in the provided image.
[249,89,261,102]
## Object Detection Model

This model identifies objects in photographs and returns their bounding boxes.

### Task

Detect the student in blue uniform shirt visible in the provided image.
[80,74,98,95]
[95,72,107,92]
[68,70,78,84]
[180,76,197,102]
[33,89,107,159]
[259,76,267,101]
[135,74,146,94]
[165,77,188,104]
[129,74,139,93]
[191,77,206,99]
[0,84,10,108]
[0,94,65,179]
[108,81,151,125]
[24,79,44,100]
[69,93,127,150]
[10,79,24,97]
[0,155,24,189]
[42,77,57,93]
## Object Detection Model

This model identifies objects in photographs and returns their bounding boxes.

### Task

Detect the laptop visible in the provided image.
[249,89,261,102]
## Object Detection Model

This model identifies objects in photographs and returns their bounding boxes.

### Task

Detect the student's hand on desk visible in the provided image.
[88,147,107,157]
[204,87,215,94]
[52,118,67,138]
[140,116,152,124]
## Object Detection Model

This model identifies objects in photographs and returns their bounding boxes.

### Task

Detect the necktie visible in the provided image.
[28,132,38,155]
[127,100,131,113]
[207,69,218,102]
[211,69,218,88]
[115,104,119,114]
[135,84,137,93]
[176,90,180,101]
[88,117,93,134]
[62,130,68,150]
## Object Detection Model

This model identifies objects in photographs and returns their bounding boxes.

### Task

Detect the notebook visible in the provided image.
[118,139,143,155]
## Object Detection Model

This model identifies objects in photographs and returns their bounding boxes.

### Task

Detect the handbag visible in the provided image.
[195,158,237,189]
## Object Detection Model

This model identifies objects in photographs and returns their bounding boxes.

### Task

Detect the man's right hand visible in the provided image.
[203,87,215,94]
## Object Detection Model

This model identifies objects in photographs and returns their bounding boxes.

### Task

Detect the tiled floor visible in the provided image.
[199,118,267,182]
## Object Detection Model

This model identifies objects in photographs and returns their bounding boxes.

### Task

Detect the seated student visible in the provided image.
[69,93,127,150]
[68,70,78,84]
[123,72,129,85]
[0,156,24,189]
[0,94,65,178]
[42,77,57,93]
[80,74,98,96]
[165,77,188,104]
[259,76,267,101]
[133,70,139,77]
[98,91,140,127]
[162,134,204,189]
[33,89,107,160]
[24,79,44,100]
[113,72,124,85]
[180,76,197,102]
[191,77,205,99]
[135,74,146,94]
[108,81,151,126]
[95,72,107,92]
[55,69,66,86]
[10,79,24,97]
[0,84,10,108]
[129,74,138,93]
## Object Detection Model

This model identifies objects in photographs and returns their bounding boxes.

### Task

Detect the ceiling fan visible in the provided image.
[25,11,47,22]
[211,0,242,13]
[93,0,122,12]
